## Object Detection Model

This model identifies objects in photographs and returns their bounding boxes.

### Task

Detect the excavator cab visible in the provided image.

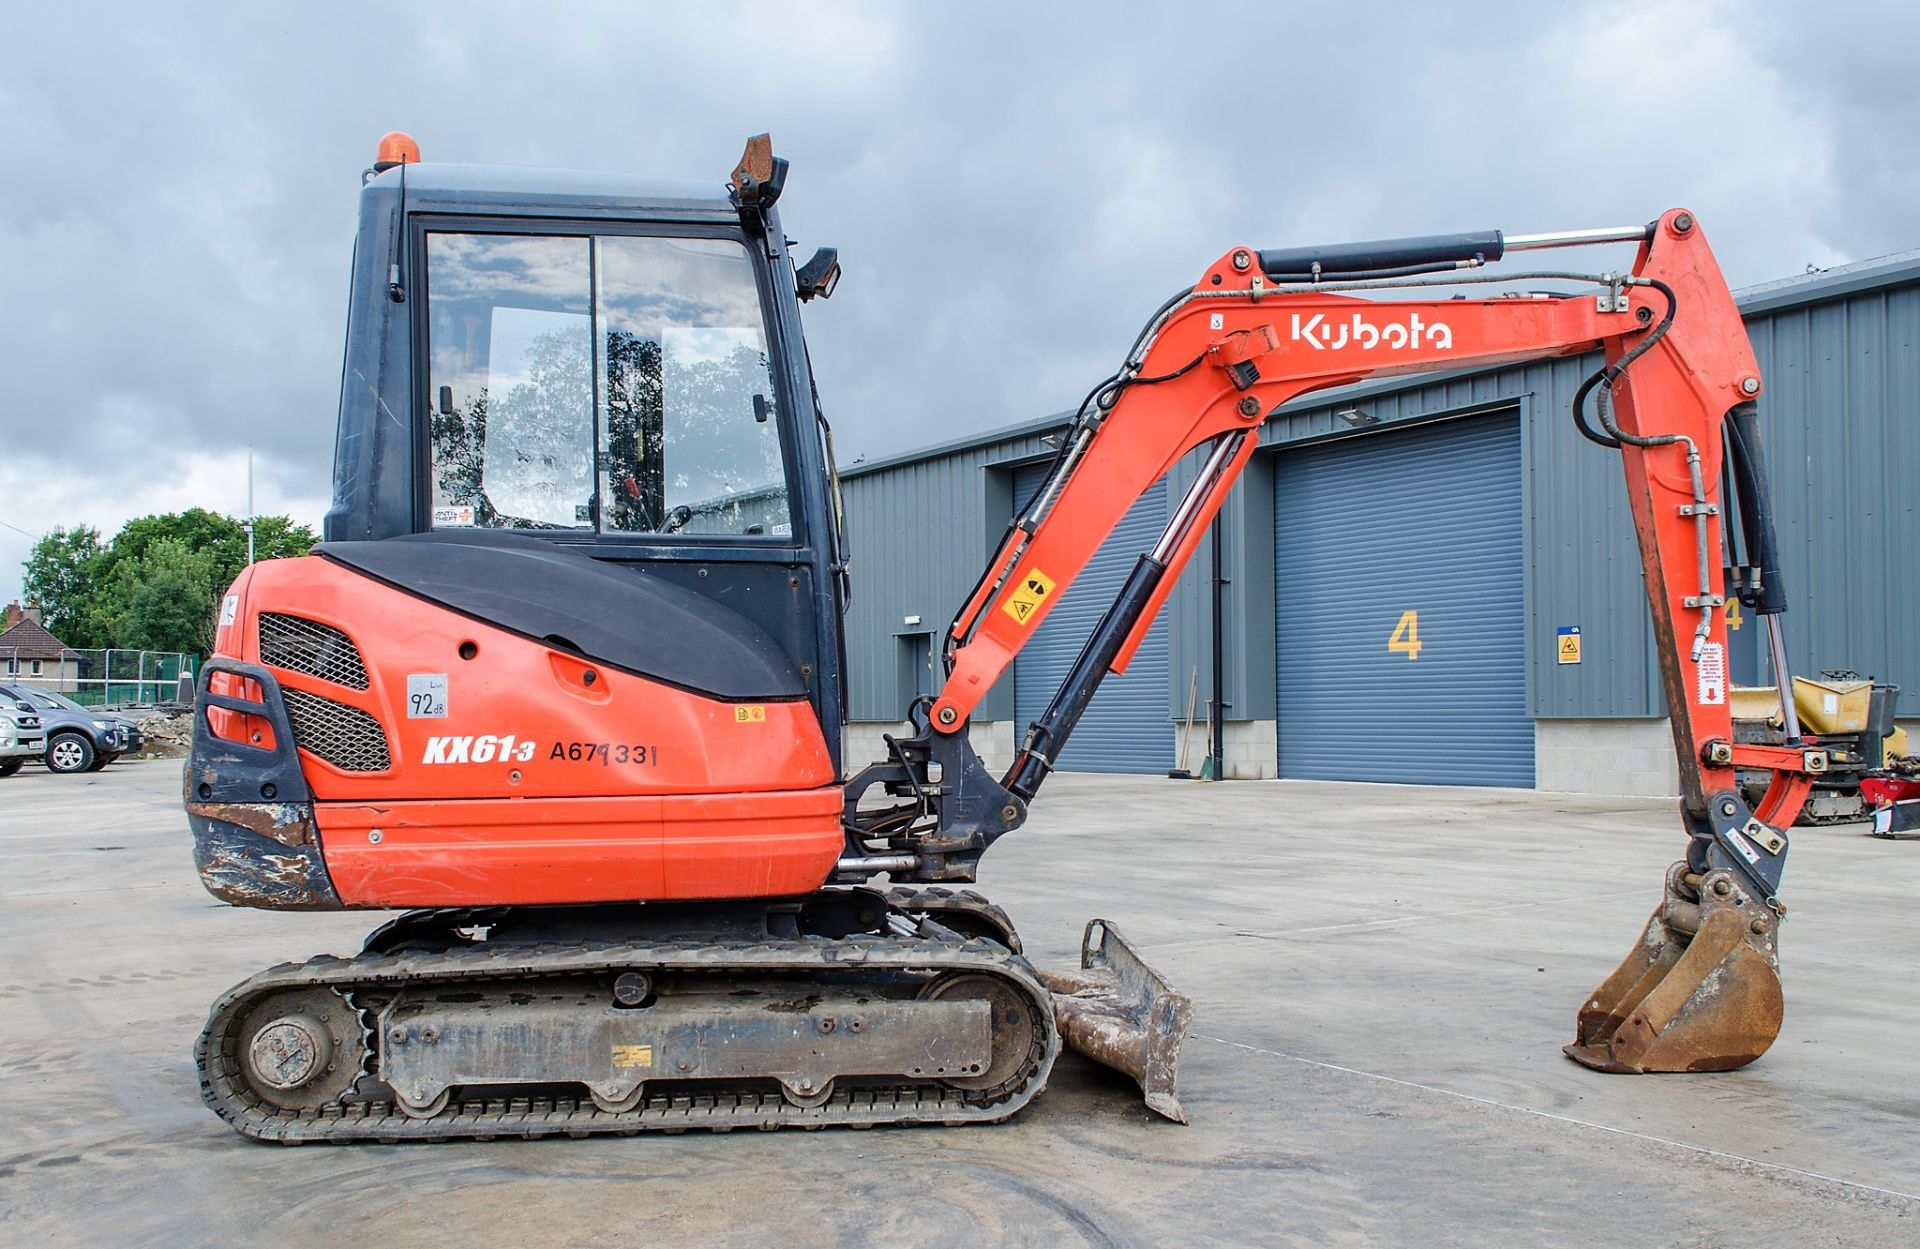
[188,138,865,913]
[325,134,851,762]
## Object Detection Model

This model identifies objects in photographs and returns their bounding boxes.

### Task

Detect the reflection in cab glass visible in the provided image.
[426,232,791,538]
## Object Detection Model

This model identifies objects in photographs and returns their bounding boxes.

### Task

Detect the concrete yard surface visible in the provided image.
[2,762,1916,1247]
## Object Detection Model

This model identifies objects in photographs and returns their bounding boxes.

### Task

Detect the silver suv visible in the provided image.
[0,701,46,777]
[0,684,145,774]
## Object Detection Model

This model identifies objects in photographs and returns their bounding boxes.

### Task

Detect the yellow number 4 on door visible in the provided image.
[1388,610,1422,661]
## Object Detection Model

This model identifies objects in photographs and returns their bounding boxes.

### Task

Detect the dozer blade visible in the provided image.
[1037,919,1193,1122]
[1565,861,1783,1073]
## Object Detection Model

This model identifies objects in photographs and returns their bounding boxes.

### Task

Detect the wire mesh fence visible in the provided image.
[0,646,198,708]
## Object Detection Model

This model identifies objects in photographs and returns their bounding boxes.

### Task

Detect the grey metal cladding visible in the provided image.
[1743,279,1918,702]
[1011,464,1173,774]
[1163,447,1276,721]
[837,422,1062,722]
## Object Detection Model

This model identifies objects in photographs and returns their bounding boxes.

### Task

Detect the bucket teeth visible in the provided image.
[1038,919,1193,1123]
[1566,861,1783,1074]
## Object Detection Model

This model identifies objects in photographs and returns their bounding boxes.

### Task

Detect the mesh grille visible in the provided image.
[282,688,391,772]
[258,613,369,690]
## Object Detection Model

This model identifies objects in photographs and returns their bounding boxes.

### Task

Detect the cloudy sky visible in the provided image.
[2,1,1913,605]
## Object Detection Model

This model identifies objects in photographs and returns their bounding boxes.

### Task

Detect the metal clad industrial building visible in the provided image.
[836,252,1920,793]
[840,424,1057,728]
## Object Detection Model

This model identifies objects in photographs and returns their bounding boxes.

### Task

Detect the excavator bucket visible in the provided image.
[1565,862,1783,1073]
[1038,919,1193,1122]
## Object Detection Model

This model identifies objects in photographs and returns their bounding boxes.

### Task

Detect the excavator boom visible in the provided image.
[846,209,1820,1075]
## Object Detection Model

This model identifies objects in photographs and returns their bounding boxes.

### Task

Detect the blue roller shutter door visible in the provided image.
[1012,464,1173,774]
[1274,412,1533,786]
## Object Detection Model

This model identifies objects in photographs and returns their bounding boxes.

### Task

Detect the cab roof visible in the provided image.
[363,161,743,224]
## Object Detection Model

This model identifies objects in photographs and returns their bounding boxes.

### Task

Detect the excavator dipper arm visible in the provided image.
[843,209,1819,1074]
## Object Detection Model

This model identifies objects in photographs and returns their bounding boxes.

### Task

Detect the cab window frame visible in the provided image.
[408,215,805,553]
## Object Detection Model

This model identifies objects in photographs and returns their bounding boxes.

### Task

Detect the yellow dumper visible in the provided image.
[1734,672,1906,824]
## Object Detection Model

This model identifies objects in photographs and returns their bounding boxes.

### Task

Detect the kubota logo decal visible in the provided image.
[1291,311,1452,352]
[422,734,537,764]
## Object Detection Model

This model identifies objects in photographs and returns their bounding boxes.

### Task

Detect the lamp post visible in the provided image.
[245,447,255,565]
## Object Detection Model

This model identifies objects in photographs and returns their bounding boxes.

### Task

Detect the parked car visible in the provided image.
[0,683,146,774]
[0,702,46,777]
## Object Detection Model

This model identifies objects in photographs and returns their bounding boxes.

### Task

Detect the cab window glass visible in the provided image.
[598,237,790,537]
[426,234,594,530]
[425,231,791,539]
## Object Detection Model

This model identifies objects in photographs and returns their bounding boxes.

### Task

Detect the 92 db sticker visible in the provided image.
[407,673,448,718]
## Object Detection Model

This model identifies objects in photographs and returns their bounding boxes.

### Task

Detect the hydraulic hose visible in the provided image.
[1572,278,1677,449]
[1574,280,1718,659]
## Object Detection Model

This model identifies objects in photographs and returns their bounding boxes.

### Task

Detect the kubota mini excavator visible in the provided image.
[187,134,1825,1142]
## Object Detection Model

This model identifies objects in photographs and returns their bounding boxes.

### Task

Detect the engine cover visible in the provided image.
[187,550,841,909]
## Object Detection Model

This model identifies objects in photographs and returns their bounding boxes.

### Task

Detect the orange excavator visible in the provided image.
[187,134,1822,1142]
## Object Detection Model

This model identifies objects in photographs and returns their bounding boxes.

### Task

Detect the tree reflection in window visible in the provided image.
[598,236,789,538]
[602,331,663,532]
[430,317,595,529]
[425,232,790,537]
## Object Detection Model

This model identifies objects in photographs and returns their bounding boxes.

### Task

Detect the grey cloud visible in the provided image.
[2,1,1914,603]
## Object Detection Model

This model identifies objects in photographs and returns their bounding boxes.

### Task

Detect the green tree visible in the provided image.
[110,508,236,566]
[16,511,317,657]
[108,508,316,598]
[22,526,108,647]
[113,537,218,655]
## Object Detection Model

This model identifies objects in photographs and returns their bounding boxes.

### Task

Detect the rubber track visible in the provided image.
[882,886,1021,947]
[196,931,1057,1143]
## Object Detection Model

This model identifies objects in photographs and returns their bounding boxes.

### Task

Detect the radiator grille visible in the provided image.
[258,613,369,690]
[282,688,391,772]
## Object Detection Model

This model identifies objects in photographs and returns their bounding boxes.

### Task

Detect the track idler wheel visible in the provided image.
[1565,861,1783,1073]
[920,972,1040,1097]
[776,1077,835,1109]
[395,1088,453,1119]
